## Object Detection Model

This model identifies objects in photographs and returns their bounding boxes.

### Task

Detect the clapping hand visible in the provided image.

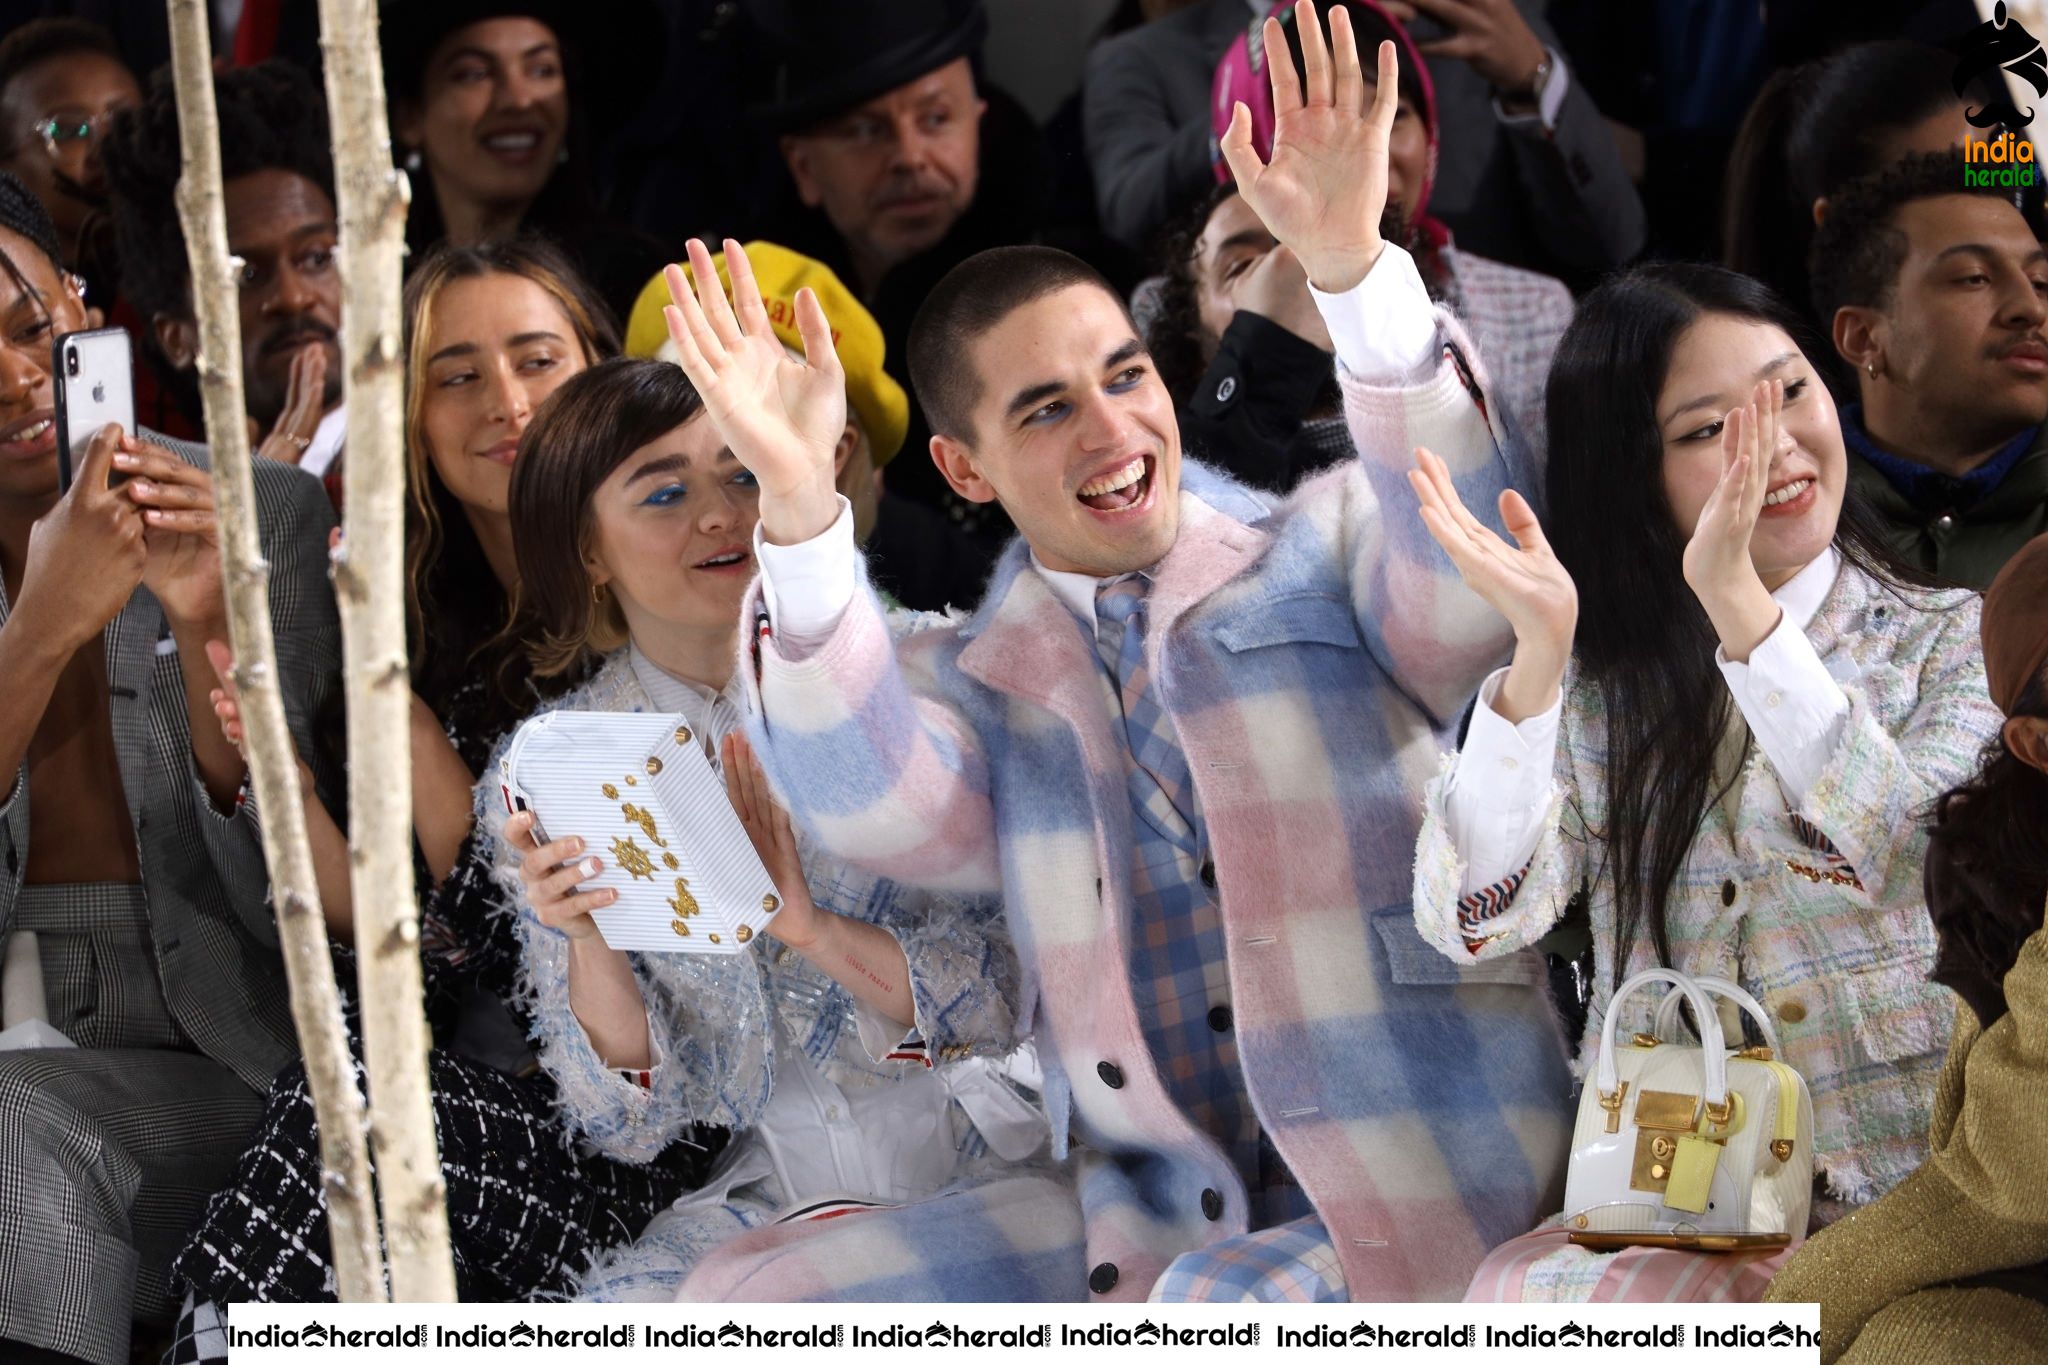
[723,731,820,950]
[1681,379,1785,663]
[1219,0,1400,295]
[253,344,328,465]
[1409,446,1576,721]
[663,238,846,546]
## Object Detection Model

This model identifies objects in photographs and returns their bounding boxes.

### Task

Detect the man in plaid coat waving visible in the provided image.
[662,0,1570,1302]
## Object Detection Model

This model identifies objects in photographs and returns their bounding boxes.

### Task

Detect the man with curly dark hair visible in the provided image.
[101,60,347,480]
[1811,147,2048,588]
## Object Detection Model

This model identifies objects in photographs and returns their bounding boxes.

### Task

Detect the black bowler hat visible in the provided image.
[378,0,668,131]
[747,0,987,134]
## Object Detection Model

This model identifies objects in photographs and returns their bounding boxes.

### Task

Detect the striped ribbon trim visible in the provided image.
[1457,863,1530,951]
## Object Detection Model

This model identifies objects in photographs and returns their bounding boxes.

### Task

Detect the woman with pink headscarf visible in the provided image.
[1146,0,1570,492]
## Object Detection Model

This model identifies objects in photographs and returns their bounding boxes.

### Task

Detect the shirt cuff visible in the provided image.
[1492,46,1570,132]
[1716,611,1850,805]
[1308,242,1437,385]
[754,496,858,648]
[1444,668,1561,896]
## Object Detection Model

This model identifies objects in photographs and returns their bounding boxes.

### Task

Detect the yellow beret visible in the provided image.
[625,241,910,466]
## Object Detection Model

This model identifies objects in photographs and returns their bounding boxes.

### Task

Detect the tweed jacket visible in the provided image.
[485,651,1023,1164]
[0,434,339,1089]
[741,306,1576,1302]
[1766,912,2048,1361]
[1415,564,1999,1214]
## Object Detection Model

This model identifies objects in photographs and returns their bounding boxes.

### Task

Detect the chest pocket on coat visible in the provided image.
[1209,592,1363,654]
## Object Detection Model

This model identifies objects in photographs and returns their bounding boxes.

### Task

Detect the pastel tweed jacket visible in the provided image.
[741,306,1576,1302]
[1414,563,2000,1215]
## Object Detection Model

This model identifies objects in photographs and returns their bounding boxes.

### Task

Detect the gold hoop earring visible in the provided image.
[591,581,607,606]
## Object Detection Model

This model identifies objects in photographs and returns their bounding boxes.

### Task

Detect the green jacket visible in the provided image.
[1766,913,2048,1361]
[1847,430,2048,590]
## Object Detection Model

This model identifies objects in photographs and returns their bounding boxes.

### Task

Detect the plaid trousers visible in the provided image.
[0,1048,262,1365]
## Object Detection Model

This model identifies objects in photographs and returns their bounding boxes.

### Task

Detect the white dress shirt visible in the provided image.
[299,402,348,481]
[1444,547,1851,896]
[757,242,1443,648]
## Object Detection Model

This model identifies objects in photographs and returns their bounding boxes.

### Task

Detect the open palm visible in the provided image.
[1409,446,1576,657]
[1220,0,1398,293]
[664,238,846,504]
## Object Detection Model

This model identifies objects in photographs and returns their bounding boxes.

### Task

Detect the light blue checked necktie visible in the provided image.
[1094,577,1199,854]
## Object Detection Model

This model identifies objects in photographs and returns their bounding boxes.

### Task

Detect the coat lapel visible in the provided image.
[1145,493,1271,649]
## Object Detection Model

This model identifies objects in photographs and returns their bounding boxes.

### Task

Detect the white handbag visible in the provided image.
[1561,968,1816,1252]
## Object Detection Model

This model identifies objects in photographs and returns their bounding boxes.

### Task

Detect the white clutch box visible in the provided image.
[499,710,781,954]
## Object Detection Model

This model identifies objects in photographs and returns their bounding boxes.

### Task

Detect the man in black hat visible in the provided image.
[751,0,1054,605]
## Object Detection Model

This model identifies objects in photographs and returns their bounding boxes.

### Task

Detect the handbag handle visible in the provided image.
[1650,974,1783,1056]
[1595,968,1730,1116]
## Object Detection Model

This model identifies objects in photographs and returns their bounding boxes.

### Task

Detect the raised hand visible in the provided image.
[1219,0,1399,294]
[1383,0,1549,93]
[663,238,846,545]
[1682,379,1783,662]
[1409,445,1576,721]
[723,730,819,950]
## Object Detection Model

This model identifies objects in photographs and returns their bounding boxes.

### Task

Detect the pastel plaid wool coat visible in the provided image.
[741,310,1576,1302]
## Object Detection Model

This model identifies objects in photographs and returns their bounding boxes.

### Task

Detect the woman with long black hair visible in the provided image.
[1406,262,2003,1301]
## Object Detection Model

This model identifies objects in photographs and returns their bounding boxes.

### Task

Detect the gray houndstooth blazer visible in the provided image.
[0,432,340,1090]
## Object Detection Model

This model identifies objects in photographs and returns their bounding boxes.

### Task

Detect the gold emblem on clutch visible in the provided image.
[735,925,752,943]
[645,756,663,776]
[662,851,679,870]
[670,919,690,937]
[602,783,618,799]
[667,877,700,919]
[610,835,656,881]
[620,802,668,848]
[709,933,721,944]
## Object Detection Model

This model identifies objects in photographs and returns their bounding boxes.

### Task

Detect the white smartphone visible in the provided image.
[53,327,136,493]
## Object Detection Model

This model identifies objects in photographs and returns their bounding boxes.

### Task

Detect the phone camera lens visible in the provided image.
[65,348,79,376]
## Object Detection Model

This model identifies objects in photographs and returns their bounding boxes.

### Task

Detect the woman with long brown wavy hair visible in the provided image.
[161,246,724,1344]
[401,234,618,777]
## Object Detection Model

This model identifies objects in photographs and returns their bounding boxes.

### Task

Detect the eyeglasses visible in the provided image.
[27,110,119,159]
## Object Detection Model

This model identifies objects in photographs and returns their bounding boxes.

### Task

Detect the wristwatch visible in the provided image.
[1497,48,1554,114]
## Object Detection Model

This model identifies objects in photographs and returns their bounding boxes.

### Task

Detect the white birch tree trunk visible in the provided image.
[162,0,386,1304]
[314,0,458,1301]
